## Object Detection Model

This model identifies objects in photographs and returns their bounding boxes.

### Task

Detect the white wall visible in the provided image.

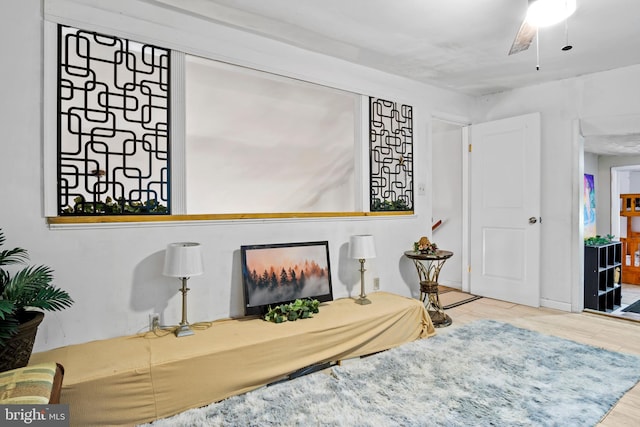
[584,153,599,184]
[619,171,631,194]
[1,0,473,351]
[584,152,599,237]
[474,63,640,310]
[631,172,640,191]
[7,0,640,351]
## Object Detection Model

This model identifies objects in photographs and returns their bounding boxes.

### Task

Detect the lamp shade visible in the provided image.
[349,235,376,259]
[163,242,204,278]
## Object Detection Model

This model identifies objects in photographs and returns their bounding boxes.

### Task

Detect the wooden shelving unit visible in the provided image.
[584,242,622,312]
[620,193,640,284]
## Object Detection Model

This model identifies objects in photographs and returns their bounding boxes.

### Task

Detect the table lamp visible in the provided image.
[349,235,376,305]
[163,242,204,337]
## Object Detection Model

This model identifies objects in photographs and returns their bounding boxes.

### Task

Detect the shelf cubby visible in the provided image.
[584,242,623,312]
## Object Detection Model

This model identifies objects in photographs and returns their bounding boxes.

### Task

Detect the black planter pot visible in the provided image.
[0,311,44,372]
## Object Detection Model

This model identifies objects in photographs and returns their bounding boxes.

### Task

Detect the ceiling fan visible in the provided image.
[508,0,577,55]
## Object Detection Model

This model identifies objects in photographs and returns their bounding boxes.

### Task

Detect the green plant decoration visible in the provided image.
[0,228,74,346]
[61,196,168,215]
[264,299,320,323]
[584,234,616,246]
[371,198,411,212]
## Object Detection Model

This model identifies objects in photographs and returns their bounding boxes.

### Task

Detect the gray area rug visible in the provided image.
[144,320,640,427]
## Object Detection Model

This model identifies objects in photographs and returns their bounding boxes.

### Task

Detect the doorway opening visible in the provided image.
[431,118,466,291]
[610,168,640,321]
[581,126,640,322]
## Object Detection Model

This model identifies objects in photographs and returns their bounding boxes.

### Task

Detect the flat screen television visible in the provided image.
[240,241,334,316]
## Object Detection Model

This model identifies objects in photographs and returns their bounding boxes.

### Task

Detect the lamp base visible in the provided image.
[175,323,194,337]
[355,259,372,305]
[355,296,372,305]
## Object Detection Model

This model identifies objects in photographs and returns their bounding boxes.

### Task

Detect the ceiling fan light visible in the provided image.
[526,0,576,27]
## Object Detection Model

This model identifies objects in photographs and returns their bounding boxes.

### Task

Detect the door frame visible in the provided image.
[433,115,589,312]
[573,119,585,312]
[434,113,562,302]
[462,125,470,293]
[431,113,470,292]
[433,113,538,297]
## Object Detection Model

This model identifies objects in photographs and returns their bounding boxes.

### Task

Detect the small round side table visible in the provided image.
[404,250,454,328]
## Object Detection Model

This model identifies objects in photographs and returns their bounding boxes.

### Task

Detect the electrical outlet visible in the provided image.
[417,183,426,196]
[373,277,380,290]
[149,313,160,331]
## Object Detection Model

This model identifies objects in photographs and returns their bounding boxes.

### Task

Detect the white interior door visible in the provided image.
[470,113,541,306]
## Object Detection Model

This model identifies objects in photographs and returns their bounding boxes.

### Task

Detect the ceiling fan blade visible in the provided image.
[508,19,537,55]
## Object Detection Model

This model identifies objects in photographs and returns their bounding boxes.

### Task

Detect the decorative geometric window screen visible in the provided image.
[369,97,414,211]
[57,25,170,215]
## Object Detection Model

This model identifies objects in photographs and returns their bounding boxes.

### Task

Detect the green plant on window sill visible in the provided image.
[60,196,168,215]
[372,197,411,211]
[264,299,320,323]
[584,234,616,246]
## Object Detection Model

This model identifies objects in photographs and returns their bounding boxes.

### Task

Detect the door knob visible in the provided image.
[529,217,538,224]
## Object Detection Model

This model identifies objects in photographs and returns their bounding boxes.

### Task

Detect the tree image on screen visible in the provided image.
[243,244,331,307]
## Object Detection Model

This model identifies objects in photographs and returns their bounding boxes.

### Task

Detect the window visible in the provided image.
[369,98,414,212]
[185,56,360,214]
[57,26,170,216]
[48,25,413,222]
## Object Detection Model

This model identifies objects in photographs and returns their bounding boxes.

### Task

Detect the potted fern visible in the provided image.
[0,228,73,371]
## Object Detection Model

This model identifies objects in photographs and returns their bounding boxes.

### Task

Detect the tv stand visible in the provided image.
[30,292,433,426]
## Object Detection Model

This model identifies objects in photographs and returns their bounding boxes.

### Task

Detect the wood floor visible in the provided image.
[611,283,640,321]
[440,296,640,426]
[621,283,640,306]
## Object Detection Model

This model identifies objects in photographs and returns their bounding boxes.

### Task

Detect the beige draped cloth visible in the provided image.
[30,292,434,426]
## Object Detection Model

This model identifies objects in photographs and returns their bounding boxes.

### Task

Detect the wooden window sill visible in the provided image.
[47,211,414,225]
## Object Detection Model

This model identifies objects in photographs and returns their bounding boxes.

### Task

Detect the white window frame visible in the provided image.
[43,22,369,220]
[42,1,412,226]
